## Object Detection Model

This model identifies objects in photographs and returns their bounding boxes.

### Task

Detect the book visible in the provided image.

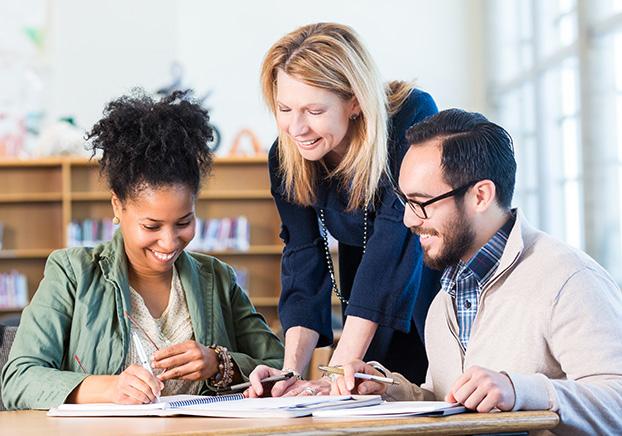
[48,394,382,418]
[312,401,467,418]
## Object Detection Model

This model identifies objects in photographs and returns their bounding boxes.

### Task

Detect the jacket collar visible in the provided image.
[96,231,213,345]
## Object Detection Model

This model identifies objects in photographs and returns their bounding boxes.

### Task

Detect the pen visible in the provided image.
[131,330,160,401]
[73,354,87,373]
[319,365,400,385]
[220,371,296,392]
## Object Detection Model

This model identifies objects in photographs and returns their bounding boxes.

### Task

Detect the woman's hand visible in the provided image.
[284,377,331,397]
[108,364,163,404]
[328,360,387,396]
[152,340,219,382]
[245,365,298,398]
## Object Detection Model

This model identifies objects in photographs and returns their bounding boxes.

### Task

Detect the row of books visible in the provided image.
[67,218,118,247]
[0,270,28,310]
[187,216,250,252]
[66,216,250,251]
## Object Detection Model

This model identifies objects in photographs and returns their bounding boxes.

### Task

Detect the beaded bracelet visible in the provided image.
[208,344,235,389]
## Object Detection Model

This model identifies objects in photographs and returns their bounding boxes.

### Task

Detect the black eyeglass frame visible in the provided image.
[394,180,481,219]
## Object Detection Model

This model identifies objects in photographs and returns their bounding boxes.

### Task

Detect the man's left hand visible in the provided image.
[445,365,516,412]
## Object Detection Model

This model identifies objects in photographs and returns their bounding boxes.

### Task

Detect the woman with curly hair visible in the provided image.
[0,90,283,409]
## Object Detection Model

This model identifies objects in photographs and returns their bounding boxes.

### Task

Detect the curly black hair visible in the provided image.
[87,89,214,201]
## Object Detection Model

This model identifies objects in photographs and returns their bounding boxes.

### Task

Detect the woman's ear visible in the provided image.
[111,192,123,220]
[350,97,361,118]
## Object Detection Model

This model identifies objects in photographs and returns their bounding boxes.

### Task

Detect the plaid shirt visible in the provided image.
[440,216,515,350]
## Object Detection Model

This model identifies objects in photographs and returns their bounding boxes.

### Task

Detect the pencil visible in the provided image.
[318,365,400,385]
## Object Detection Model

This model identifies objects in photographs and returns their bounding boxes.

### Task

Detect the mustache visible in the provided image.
[410,226,439,237]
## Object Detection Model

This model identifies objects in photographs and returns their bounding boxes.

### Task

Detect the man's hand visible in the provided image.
[328,359,388,396]
[446,366,516,412]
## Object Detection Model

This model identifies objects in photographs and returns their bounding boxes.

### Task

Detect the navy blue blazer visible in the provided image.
[270,89,439,347]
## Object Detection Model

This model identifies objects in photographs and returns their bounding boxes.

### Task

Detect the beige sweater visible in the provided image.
[384,210,622,435]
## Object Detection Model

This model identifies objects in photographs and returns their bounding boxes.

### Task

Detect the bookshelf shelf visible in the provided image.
[0,308,24,314]
[69,190,274,201]
[0,249,54,259]
[0,193,63,203]
[0,156,283,328]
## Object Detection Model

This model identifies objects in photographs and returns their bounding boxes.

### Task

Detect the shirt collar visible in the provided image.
[441,213,516,294]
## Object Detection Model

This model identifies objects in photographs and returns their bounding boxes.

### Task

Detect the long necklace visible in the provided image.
[318,203,368,305]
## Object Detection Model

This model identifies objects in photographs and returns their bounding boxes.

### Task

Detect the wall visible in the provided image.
[44,0,485,154]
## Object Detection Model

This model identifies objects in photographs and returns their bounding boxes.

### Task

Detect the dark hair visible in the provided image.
[405,109,516,209]
[87,89,214,201]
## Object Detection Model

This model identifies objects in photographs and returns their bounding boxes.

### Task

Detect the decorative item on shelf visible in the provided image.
[67,218,119,247]
[228,128,265,157]
[37,117,89,157]
[187,216,250,252]
[233,267,250,294]
[0,270,28,310]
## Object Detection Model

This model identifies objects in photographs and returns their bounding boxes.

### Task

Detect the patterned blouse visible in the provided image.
[124,266,202,396]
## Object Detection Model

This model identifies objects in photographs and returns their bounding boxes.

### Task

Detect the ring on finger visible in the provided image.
[328,373,339,383]
[303,386,317,395]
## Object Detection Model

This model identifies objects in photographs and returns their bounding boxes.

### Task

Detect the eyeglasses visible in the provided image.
[394,180,480,219]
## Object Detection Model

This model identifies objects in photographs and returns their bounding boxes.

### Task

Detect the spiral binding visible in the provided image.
[168,393,245,408]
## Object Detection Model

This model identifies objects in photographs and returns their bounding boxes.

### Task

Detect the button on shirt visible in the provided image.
[440,216,516,350]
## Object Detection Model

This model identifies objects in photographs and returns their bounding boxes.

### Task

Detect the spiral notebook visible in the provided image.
[47,394,382,418]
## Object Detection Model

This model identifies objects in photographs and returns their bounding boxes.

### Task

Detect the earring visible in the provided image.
[112,216,120,225]
[350,113,360,121]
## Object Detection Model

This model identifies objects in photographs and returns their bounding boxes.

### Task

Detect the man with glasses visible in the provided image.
[331,109,622,434]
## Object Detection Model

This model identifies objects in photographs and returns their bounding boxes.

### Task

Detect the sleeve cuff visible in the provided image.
[345,303,411,333]
[367,360,426,402]
[506,372,557,411]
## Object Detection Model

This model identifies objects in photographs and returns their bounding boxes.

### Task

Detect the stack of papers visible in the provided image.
[313,401,466,418]
[48,394,382,418]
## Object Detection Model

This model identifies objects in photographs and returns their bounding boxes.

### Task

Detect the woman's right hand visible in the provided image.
[108,364,164,404]
[245,365,299,398]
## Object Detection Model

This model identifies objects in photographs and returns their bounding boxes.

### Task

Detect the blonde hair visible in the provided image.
[260,22,412,210]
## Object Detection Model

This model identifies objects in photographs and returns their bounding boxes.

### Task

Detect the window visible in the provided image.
[487,0,622,282]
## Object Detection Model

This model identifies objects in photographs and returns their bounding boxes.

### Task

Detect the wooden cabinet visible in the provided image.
[0,157,283,330]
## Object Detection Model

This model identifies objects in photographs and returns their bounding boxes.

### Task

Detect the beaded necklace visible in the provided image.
[318,203,369,305]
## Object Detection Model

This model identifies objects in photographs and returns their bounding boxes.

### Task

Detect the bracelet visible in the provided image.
[282,368,302,380]
[208,344,235,388]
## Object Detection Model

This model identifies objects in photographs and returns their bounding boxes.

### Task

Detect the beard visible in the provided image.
[412,210,476,271]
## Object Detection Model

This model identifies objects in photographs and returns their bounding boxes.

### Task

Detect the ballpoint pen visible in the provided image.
[217,372,296,393]
[319,365,400,385]
[131,330,160,400]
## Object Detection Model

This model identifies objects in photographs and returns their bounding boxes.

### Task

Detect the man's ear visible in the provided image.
[471,180,496,212]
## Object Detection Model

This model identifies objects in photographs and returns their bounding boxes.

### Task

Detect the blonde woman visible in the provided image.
[247,23,441,397]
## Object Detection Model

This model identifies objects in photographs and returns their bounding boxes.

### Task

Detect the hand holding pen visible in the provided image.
[323,360,397,396]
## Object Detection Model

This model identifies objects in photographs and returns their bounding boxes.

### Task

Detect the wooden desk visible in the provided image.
[0,410,558,435]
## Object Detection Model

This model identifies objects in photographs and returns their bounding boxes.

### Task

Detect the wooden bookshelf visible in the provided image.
[0,156,286,327]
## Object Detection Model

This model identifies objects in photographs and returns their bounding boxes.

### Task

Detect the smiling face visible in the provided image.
[275,69,359,162]
[399,140,476,270]
[112,184,196,278]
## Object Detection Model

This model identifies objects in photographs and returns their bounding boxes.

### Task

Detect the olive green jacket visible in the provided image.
[1,232,284,410]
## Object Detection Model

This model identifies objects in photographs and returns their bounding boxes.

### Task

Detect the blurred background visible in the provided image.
[1,0,621,287]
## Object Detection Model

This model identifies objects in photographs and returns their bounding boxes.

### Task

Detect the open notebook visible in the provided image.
[312,401,466,418]
[48,394,382,418]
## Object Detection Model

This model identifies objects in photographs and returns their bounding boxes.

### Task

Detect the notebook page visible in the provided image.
[178,395,353,412]
[313,401,465,417]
